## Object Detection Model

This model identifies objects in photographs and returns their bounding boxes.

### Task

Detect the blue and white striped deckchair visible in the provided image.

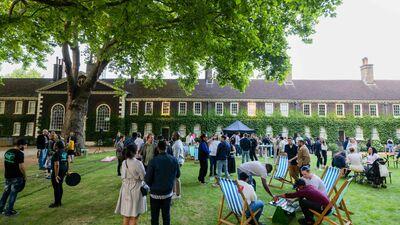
[321,166,341,197]
[217,178,261,225]
[268,155,291,189]
[311,178,353,225]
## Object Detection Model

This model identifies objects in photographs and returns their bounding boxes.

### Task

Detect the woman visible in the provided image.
[346,147,364,172]
[346,138,358,153]
[49,141,69,208]
[228,138,236,174]
[116,135,125,176]
[320,138,328,169]
[115,145,146,225]
[366,147,380,165]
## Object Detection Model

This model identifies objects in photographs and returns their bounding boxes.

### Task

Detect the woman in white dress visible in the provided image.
[346,147,364,172]
[115,145,146,225]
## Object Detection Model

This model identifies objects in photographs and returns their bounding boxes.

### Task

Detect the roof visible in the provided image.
[0,78,52,97]
[223,121,254,132]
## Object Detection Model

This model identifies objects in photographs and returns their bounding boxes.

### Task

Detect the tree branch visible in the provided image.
[71,44,80,79]
[9,0,27,17]
[29,0,87,10]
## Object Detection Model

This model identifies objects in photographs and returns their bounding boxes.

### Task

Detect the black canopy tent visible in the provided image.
[222,120,255,135]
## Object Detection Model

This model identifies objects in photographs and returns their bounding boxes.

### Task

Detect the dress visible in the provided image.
[115,158,146,217]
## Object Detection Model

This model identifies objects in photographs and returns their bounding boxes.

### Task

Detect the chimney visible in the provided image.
[52,57,63,81]
[205,69,214,84]
[284,69,293,85]
[360,57,374,85]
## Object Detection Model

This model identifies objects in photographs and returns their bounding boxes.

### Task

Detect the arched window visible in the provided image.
[320,127,327,139]
[216,125,223,134]
[355,126,364,140]
[194,124,201,137]
[371,128,379,140]
[266,126,273,136]
[304,126,311,138]
[49,104,65,131]
[282,127,288,138]
[96,104,111,131]
[179,125,187,137]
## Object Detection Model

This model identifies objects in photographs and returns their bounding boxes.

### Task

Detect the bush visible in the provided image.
[372,140,385,152]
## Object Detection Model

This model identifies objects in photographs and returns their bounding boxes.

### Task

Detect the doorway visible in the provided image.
[338,130,345,142]
[162,127,170,140]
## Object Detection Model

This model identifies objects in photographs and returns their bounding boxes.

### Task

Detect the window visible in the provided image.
[130,123,138,134]
[13,122,21,136]
[266,126,273,136]
[178,102,187,116]
[354,104,362,117]
[216,125,223,134]
[320,127,327,139]
[303,103,311,116]
[161,102,170,116]
[14,101,23,114]
[215,102,224,116]
[369,104,378,117]
[305,126,311,138]
[280,103,289,117]
[144,123,152,136]
[130,102,139,115]
[265,103,274,116]
[27,101,36,114]
[144,102,153,115]
[247,102,256,116]
[193,102,202,116]
[393,104,400,117]
[49,104,65,131]
[355,126,364,140]
[318,104,327,117]
[179,125,187,137]
[336,104,345,117]
[25,122,34,136]
[230,102,239,116]
[396,129,400,139]
[282,127,288,138]
[96,104,111,131]
[193,124,201,137]
[0,101,4,114]
[371,128,379,140]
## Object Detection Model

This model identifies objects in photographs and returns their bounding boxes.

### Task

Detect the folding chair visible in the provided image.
[217,177,261,225]
[321,166,341,197]
[268,155,291,189]
[310,177,354,225]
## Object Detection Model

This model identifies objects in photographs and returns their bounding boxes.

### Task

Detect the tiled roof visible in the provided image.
[0,78,52,97]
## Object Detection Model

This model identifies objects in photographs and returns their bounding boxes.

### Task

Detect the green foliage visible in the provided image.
[4,67,42,78]
[371,140,385,152]
[0,0,342,93]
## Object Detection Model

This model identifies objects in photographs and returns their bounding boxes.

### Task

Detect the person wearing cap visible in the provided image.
[296,138,311,176]
[300,166,326,193]
[237,161,274,197]
[49,140,69,208]
[238,172,264,225]
[274,179,330,225]
[172,131,184,199]
[0,139,27,216]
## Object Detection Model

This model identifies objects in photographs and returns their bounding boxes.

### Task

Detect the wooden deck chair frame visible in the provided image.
[310,178,354,225]
[268,155,291,189]
[321,166,342,197]
[216,178,261,225]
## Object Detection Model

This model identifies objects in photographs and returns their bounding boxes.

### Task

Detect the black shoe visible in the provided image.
[49,203,61,208]
[4,210,18,216]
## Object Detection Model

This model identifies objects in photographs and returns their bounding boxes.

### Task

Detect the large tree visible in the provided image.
[0,0,341,146]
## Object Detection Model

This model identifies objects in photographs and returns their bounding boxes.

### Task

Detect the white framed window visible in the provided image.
[193,102,202,116]
[25,122,34,136]
[161,102,170,116]
[303,103,311,116]
[215,102,224,116]
[282,127,288,138]
[280,103,289,117]
[320,127,327,139]
[354,104,362,117]
[318,104,327,117]
[230,102,239,116]
[355,126,364,140]
[0,101,5,114]
[144,102,153,115]
[14,101,23,114]
[27,101,36,114]
[265,103,274,116]
[216,125,223,134]
[305,126,311,138]
[393,104,400,117]
[179,125,187,137]
[49,104,65,131]
[247,102,256,116]
[130,102,139,115]
[96,104,111,131]
[130,123,138,134]
[369,104,378,117]
[13,122,21,136]
[193,124,201,137]
[178,102,187,116]
[266,126,273,136]
[336,104,345,117]
[144,123,152,136]
[371,128,379,140]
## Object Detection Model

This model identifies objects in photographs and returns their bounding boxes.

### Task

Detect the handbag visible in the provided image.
[125,160,149,196]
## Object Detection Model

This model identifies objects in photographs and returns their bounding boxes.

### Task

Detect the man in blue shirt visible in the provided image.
[197,134,210,184]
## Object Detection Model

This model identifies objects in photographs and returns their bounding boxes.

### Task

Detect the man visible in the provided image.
[216,135,230,178]
[124,132,138,148]
[36,129,49,170]
[115,135,125,176]
[237,161,274,197]
[0,139,27,216]
[300,166,326,194]
[297,138,311,175]
[208,135,220,178]
[171,132,184,199]
[141,133,156,170]
[284,137,299,181]
[145,140,180,225]
[314,137,322,170]
[240,133,251,163]
[249,134,258,161]
[238,172,264,225]
[274,179,330,225]
[49,141,69,208]
[134,132,144,150]
[198,134,210,184]
[234,132,242,156]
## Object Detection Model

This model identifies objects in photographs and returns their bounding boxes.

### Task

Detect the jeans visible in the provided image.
[242,151,250,163]
[235,144,242,156]
[51,173,65,205]
[39,148,48,169]
[198,159,208,183]
[0,177,24,213]
[321,150,327,166]
[209,156,217,177]
[246,200,264,222]
[299,198,330,223]
[150,197,172,225]
[217,160,229,178]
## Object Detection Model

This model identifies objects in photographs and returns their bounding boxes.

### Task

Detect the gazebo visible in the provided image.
[223,120,255,135]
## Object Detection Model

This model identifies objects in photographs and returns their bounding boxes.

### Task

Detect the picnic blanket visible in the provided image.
[100,156,117,162]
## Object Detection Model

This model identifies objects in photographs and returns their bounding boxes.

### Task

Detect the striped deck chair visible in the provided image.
[217,178,261,225]
[311,177,354,225]
[268,155,291,189]
[321,166,341,197]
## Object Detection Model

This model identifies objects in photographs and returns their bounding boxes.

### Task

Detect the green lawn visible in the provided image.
[0,152,399,225]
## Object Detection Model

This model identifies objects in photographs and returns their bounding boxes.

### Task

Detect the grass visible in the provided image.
[0,152,399,225]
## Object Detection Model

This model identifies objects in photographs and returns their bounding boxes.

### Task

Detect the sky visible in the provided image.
[1,0,400,80]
